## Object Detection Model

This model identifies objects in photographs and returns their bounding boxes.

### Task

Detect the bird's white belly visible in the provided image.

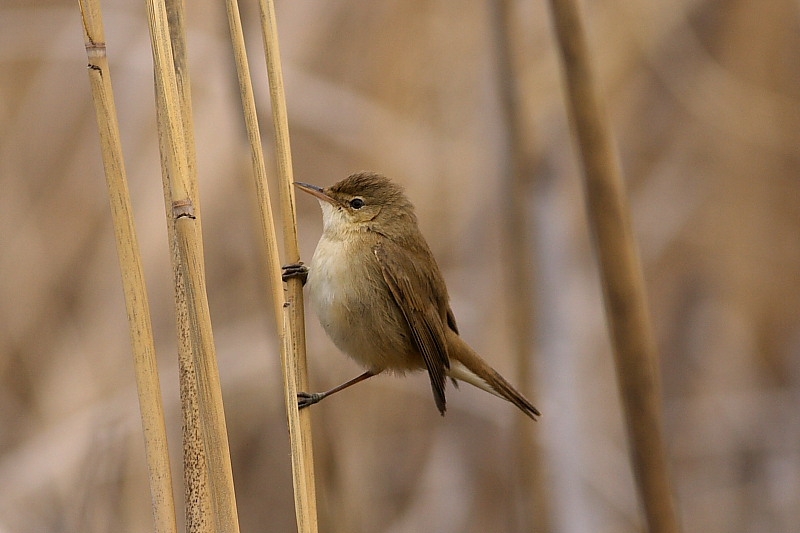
[306,235,417,372]
[306,236,353,332]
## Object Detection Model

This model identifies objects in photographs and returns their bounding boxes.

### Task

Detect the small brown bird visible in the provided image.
[283,172,540,420]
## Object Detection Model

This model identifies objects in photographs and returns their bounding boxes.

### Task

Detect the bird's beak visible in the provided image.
[294,182,337,206]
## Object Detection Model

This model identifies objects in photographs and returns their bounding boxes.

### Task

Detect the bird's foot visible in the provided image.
[297,391,323,409]
[281,262,309,285]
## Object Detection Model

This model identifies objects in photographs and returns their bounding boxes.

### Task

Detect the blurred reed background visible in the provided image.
[1,0,799,532]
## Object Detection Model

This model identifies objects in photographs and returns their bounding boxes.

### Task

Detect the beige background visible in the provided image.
[1,0,798,532]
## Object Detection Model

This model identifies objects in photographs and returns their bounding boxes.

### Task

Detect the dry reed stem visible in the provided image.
[221,0,284,335]
[221,0,318,529]
[151,7,213,531]
[490,2,551,531]
[164,0,201,230]
[155,62,215,533]
[157,0,213,528]
[144,0,240,531]
[281,301,317,532]
[257,1,319,530]
[546,0,681,532]
[78,2,177,532]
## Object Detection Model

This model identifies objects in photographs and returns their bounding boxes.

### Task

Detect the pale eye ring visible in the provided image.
[349,198,365,209]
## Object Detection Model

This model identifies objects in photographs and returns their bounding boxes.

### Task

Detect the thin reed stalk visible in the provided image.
[226,0,317,532]
[78,3,177,532]
[144,0,240,531]
[257,1,320,530]
[157,0,213,529]
[489,1,551,531]
[546,0,681,532]
[221,0,283,335]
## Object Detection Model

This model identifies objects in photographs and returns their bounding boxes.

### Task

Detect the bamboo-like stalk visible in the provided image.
[281,299,317,531]
[489,2,551,532]
[221,0,283,335]
[546,1,681,532]
[77,2,177,532]
[164,0,200,231]
[256,1,319,530]
[220,0,318,529]
[155,63,215,533]
[144,0,240,531]
[157,1,213,529]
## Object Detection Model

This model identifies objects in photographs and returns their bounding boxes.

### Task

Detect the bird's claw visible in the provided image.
[297,391,322,409]
[282,262,309,285]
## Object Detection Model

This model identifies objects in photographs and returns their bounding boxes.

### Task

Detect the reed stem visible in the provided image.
[257,1,319,530]
[78,1,177,531]
[546,0,681,531]
[145,0,240,530]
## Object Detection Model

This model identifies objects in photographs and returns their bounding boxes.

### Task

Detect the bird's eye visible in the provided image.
[349,198,365,209]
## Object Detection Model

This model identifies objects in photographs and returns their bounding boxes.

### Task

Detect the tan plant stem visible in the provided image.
[78,1,177,532]
[221,0,284,334]
[144,0,240,530]
[256,1,319,530]
[546,0,681,531]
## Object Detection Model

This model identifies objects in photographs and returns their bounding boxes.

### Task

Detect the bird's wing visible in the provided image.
[446,306,459,335]
[373,242,450,415]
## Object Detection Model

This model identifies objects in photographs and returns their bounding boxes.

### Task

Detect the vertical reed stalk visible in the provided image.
[221,0,284,334]
[546,0,680,532]
[144,0,240,530]
[78,2,177,532]
[257,1,320,530]
[226,0,317,532]
[156,0,213,529]
[490,1,551,531]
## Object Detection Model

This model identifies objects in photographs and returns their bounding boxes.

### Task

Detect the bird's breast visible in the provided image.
[306,234,358,314]
[305,233,418,372]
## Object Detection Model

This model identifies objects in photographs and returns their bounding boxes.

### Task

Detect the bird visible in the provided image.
[282,171,540,420]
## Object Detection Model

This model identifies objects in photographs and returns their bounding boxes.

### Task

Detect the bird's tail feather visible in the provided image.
[446,331,540,420]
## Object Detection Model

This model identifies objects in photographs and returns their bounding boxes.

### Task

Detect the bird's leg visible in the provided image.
[298,370,377,409]
[281,262,309,285]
